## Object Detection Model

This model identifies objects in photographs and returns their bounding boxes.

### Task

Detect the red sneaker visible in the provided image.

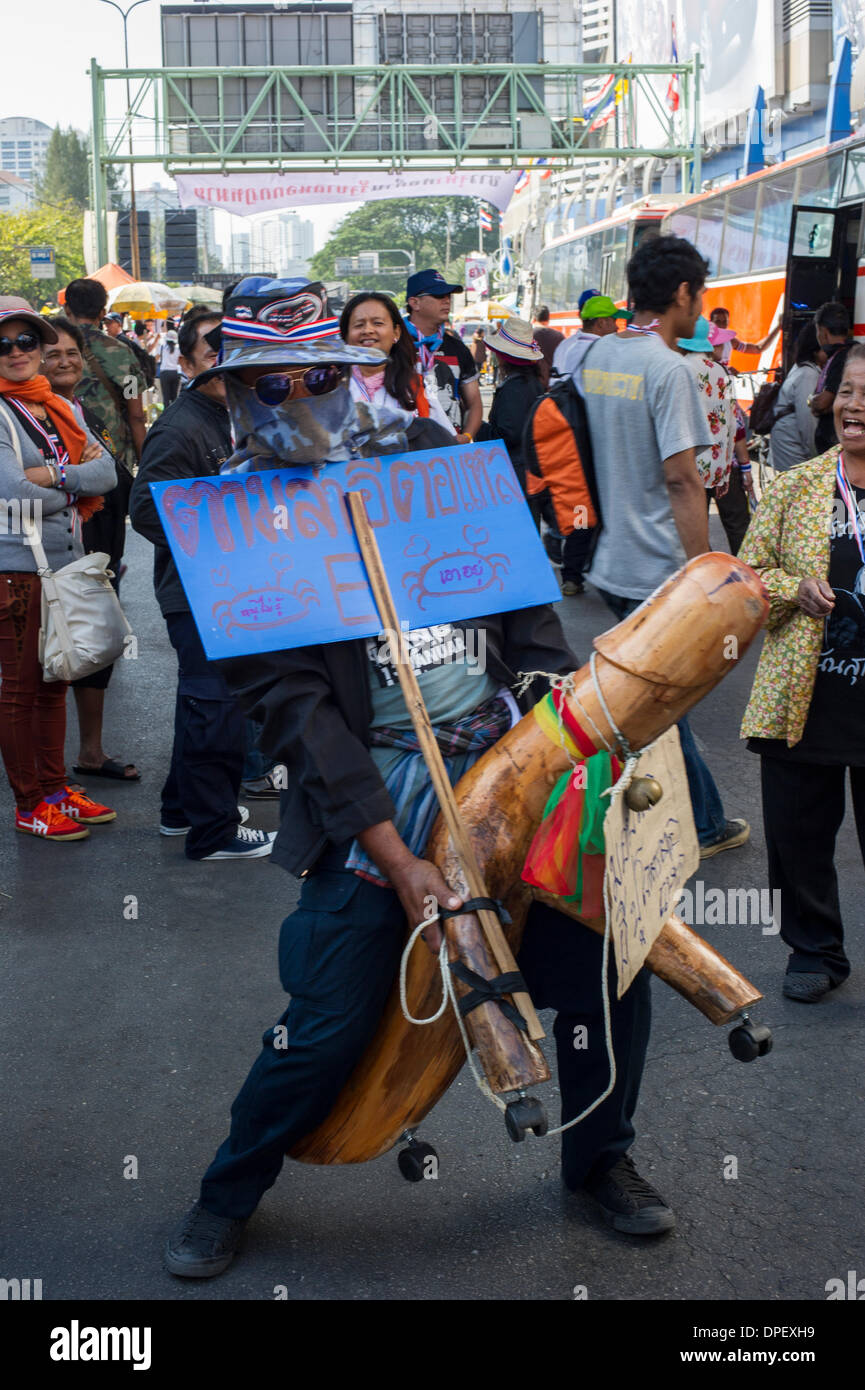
[16,802,90,841]
[51,787,117,825]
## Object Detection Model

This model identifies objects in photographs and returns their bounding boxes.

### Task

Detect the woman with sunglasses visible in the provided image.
[339,292,457,439]
[0,297,117,841]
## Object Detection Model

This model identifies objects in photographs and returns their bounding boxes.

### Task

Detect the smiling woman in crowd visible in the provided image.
[339,291,456,440]
[740,343,865,1003]
[0,297,117,841]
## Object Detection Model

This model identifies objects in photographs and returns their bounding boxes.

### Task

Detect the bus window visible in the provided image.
[667,209,698,243]
[601,223,629,300]
[796,154,843,208]
[752,171,796,270]
[695,196,726,275]
[538,248,556,308]
[718,183,759,277]
[585,230,604,294]
[842,148,865,203]
[630,216,663,252]
[553,243,569,309]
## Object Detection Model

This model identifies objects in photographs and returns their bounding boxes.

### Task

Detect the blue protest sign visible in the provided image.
[150,442,560,659]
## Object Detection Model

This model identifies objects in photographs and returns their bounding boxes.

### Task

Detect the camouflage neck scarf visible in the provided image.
[220,378,411,473]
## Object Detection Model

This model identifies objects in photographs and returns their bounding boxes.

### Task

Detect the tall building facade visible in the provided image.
[0,117,52,183]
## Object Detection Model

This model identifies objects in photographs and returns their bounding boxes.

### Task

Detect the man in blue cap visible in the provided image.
[163,275,676,1279]
[404,267,483,441]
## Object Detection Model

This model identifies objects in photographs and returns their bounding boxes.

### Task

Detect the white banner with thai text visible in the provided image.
[175,170,521,217]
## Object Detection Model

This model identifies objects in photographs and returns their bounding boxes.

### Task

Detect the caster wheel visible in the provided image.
[728,1021,773,1062]
[397,1140,438,1182]
[504,1096,548,1143]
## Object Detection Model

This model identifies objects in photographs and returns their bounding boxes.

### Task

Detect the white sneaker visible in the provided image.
[201,826,276,860]
[160,805,250,836]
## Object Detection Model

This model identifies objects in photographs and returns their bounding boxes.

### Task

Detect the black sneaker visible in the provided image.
[699,817,750,860]
[782,971,834,1003]
[164,1201,248,1279]
[583,1156,675,1235]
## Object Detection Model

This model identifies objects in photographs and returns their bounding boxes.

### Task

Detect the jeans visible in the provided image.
[161,611,245,858]
[199,874,651,1217]
[595,587,726,845]
[242,717,276,782]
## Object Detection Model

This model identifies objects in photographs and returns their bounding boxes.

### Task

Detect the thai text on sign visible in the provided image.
[150,442,560,659]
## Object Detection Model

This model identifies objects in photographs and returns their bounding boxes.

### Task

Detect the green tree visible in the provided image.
[308,196,492,295]
[37,127,91,209]
[0,204,86,305]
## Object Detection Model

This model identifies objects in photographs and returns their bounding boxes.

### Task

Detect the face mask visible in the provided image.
[221,377,412,472]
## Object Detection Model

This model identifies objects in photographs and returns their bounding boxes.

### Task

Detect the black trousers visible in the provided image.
[199,874,652,1218]
[161,611,245,858]
[562,526,596,584]
[707,468,750,556]
[760,756,863,983]
[159,371,181,406]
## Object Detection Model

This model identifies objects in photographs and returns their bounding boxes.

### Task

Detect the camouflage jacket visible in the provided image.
[76,325,146,472]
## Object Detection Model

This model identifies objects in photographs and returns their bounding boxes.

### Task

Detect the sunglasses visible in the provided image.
[252,365,344,405]
[0,332,41,357]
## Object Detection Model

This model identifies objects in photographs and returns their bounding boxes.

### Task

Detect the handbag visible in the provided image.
[0,399,133,682]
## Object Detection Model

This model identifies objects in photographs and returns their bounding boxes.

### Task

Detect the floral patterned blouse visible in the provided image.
[739,448,839,745]
[681,351,736,492]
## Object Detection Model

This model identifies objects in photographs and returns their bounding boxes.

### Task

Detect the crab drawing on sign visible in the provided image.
[403,525,510,611]
[211,555,320,637]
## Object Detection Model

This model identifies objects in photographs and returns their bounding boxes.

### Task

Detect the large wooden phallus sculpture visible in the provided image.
[291,553,771,1176]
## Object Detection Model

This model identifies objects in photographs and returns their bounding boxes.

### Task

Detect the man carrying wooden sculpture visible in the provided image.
[164,278,674,1280]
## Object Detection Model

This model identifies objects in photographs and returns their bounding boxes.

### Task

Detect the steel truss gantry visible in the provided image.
[90,59,701,263]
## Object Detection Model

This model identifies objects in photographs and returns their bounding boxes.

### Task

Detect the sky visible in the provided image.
[2,0,357,251]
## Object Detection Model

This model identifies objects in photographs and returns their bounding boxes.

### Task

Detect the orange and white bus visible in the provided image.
[529,197,679,334]
[661,134,865,378]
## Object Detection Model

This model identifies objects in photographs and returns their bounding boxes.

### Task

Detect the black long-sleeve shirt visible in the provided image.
[129,386,232,616]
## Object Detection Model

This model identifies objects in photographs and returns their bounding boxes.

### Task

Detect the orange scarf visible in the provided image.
[412,373,431,419]
[0,374,87,463]
[0,374,103,521]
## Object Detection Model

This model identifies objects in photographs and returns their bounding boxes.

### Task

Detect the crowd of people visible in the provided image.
[0,232,862,1276]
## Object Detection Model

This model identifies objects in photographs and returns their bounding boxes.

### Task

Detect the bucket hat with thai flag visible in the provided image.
[194,276,386,384]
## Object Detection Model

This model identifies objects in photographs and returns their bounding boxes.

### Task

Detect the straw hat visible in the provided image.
[484,316,544,361]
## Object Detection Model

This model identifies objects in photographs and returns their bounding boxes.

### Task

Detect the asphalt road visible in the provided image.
[1,517,863,1304]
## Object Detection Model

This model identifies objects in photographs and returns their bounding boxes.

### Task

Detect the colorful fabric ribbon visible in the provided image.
[521,750,619,915]
[523,691,619,915]
[221,315,341,345]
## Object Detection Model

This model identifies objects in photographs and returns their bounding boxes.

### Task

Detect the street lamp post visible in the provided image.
[99,0,151,282]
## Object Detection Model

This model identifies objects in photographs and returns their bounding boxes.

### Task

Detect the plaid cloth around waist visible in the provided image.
[346,693,515,886]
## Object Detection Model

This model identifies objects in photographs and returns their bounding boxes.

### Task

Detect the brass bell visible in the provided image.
[625,775,663,812]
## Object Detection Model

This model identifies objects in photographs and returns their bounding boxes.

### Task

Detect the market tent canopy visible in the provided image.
[106,281,188,320]
[57,262,134,306]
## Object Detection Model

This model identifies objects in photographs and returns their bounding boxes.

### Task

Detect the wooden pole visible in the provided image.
[347,491,545,1042]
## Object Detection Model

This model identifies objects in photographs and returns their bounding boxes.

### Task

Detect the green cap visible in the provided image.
[580,295,633,322]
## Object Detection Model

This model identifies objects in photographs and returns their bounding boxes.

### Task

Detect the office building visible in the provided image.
[0,116,52,183]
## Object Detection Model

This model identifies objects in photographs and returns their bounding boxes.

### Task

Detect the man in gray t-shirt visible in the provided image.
[578,234,750,862]
[582,332,711,599]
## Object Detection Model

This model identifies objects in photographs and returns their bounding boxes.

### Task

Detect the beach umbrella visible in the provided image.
[106,281,188,320]
[178,284,223,310]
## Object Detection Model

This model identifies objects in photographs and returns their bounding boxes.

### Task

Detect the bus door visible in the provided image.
[783,205,844,369]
